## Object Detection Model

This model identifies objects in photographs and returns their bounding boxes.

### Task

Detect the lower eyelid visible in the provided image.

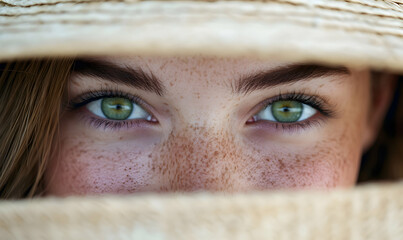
[70,102,148,130]
[81,114,155,130]
[247,117,326,134]
[276,119,325,132]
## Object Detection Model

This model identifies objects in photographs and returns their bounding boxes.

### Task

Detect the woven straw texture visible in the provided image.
[0,182,402,240]
[0,1,402,239]
[1,0,403,73]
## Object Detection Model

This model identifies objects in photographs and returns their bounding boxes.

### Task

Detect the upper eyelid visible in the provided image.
[261,93,325,105]
[67,90,153,115]
[256,94,315,111]
[253,93,336,118]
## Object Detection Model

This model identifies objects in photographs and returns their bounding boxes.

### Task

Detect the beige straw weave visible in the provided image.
[0,1,402,239]
[1,0,403,73]
[0,182,402,240]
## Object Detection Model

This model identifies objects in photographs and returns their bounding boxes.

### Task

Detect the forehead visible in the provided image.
[102,55,284,69]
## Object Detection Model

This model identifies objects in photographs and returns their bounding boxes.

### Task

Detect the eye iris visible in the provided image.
[101,98,133,120]
[271,101,303,122]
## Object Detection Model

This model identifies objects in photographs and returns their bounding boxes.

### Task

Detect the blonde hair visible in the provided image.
[0,59,73,199]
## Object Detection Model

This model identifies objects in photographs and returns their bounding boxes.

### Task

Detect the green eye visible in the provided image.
[254,100,316,123]
[271,101,303,122]
[101,97,133,120]
[86,96,153,122]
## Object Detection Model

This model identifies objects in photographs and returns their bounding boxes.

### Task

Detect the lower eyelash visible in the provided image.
[84,116,152,130]
[271,118,325,132]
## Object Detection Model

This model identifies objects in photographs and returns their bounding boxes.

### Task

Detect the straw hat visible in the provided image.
[0,1,402,239]
[1,0,403,73]
[0,182,402,240]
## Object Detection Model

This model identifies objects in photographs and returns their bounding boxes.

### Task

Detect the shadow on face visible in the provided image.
[44,56,381,196]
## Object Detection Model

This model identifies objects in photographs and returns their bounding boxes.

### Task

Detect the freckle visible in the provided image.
[278,159,286,170]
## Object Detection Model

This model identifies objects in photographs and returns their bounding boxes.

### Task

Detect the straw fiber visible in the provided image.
[0,0,403,73]
[0,1,402,239]
[0,182,402,240]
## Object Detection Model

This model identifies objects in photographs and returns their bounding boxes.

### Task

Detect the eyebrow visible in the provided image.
[72,59,165,96]
[234,64,350,94]
[72,59,349,97]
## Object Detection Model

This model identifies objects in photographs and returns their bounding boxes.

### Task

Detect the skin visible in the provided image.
[44,56,379,196]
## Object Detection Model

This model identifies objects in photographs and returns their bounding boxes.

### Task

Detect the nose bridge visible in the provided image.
[155,124,245,192]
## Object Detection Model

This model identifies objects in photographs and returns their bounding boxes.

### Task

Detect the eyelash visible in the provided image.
[250,91,336,131]
[67,89,154,130]
[67,90,335,131]
[262,92,335,116]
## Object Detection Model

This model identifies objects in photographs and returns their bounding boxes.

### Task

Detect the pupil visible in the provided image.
[283,107,290,112]
[116,105,122,110]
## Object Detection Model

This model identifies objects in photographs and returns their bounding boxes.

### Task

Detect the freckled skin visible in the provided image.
[45,56,372,196]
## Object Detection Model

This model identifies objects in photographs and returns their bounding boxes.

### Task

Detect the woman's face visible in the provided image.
[45,56,373,196]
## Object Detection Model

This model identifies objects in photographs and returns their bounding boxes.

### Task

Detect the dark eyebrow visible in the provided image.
[72,59,165,96]
[234,64,350,94]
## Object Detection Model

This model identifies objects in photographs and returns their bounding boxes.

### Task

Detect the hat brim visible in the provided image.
[0,182,402,239]
[1,0,403,73]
